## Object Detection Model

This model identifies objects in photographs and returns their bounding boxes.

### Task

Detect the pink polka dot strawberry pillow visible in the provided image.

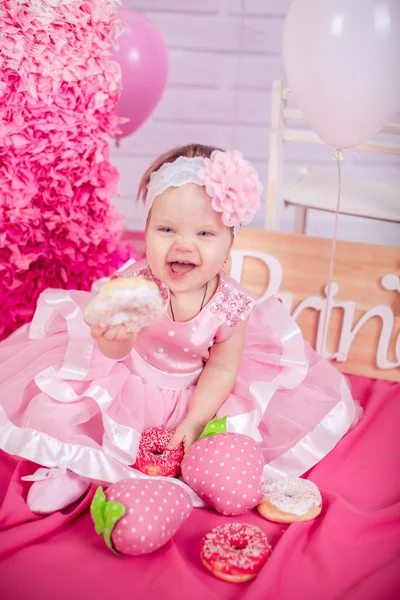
[181,427,264,516]
[90,478,192,555]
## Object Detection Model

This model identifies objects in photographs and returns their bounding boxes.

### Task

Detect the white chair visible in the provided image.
[266,80,400,233]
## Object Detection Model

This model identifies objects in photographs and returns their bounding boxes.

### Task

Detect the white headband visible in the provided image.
[144,156,205,223]
[143,151,263,237]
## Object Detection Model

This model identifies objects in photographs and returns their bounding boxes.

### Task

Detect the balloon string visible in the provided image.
[320,148,343,358]
[231,0,245,147]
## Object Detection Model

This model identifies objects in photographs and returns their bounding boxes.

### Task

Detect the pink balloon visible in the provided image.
[283,0,400,149]
[113,10,168,139]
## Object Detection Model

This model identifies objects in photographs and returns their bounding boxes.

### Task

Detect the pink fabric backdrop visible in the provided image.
[0,375,399,600]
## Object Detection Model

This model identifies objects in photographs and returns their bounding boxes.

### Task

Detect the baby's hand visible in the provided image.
[167,416,206,453]
[90,323,137,343]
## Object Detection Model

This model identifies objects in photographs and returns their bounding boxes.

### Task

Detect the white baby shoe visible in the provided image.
[23,467,90,514]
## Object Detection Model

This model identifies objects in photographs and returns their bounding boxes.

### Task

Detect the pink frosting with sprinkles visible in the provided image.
[261,477,322,516]
[134,428,184,477]
[201,523,271,576]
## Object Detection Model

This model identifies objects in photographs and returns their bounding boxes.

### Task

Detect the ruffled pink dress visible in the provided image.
[0,258,358,502]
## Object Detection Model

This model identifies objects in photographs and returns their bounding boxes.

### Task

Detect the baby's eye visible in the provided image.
[158,227,173,233]
[198,231,214,237]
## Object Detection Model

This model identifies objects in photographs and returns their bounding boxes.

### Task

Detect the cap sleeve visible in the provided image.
[213,275,256,344]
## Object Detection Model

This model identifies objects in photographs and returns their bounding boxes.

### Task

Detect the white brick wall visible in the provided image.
[112,0,400,246]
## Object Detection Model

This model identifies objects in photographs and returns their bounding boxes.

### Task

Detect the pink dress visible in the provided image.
[0,258,359,502]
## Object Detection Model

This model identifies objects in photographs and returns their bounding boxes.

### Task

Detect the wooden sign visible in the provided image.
[232,229,400,382]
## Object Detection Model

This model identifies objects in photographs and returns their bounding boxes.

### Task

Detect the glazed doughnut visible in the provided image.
[257,477,322,523]
[133,428,184,477]
[84,277,163,333]
[200,523,271,583]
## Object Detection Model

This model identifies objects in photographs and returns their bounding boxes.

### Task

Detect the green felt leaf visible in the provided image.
[90,487,125,556]
[198,415,227,440]
[90,487,107,535]
[103,500,125,554]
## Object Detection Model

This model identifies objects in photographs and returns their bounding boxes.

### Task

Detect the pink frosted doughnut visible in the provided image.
[134,428,184,477]
[257,477,322,523]
[84,276,163,332]
[200,523,271,583]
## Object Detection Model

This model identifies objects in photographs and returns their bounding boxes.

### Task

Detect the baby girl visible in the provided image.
[0,144,359,513]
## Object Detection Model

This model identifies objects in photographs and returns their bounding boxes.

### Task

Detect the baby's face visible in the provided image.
[145,183,232,293]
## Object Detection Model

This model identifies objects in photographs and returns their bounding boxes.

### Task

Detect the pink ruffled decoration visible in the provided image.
[0,0,137,340]
[201,150,263,230]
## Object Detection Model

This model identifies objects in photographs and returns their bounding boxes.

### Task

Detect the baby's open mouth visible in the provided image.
[168,261,196,275]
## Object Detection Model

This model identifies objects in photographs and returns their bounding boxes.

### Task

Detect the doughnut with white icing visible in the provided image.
[84,277,163,333]
[257,477,322,523]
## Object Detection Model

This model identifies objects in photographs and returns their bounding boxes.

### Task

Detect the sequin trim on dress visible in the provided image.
[209,281,255,327]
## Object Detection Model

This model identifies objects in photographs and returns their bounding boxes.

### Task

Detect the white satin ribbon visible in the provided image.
[30,289,95,380]
[30,288,140,463]
[262,378,357,479]
[0,405,205,508]
[227,296,308,440]
[226,295,356,478]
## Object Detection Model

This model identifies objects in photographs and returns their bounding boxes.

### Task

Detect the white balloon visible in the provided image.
[283,0,400,148]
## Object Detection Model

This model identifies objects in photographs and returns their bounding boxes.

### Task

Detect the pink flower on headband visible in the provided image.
[200,150,263,229]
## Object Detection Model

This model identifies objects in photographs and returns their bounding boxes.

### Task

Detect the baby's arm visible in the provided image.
[188,320,248,423]
[168,318,248,450]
